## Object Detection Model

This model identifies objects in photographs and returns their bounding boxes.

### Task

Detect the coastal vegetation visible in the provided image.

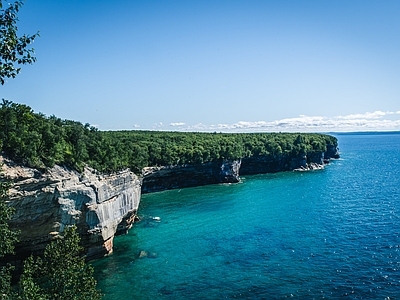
[0,4,337,296]
[18,226,102,300]
[1,2,101,298]
[0,173,18,299]
[0,100,337,174]
[0,172,101,299]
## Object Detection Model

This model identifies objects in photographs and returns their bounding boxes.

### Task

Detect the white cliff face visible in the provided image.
[1,156,141,259]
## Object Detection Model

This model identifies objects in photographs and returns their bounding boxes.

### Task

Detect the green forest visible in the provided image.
[0,100,337,174]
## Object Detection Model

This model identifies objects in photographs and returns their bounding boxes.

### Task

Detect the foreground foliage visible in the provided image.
[0,170,101,299]
[0,0,39,85]
[19,226,102,300]
[1,3,101,297]
[0,173,19,300]
[0,100,337,173]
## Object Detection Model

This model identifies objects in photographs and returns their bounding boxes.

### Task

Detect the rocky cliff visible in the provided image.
[141,159,241,193]
[1,142,339,260]
[141,147,339,192]
[324,144,340,160]
[240,151,326,175]
[1,156,141,260]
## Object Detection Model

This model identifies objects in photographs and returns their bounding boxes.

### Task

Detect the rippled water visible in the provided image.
[93,133,400,299]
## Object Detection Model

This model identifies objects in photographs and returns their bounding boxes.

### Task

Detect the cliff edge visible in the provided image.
[1,141,339,260]
[142,146,340,192]
[142,160,241,193]
[1,155,141,260]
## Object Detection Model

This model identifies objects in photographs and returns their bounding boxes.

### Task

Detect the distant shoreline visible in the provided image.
[329,131,400,135]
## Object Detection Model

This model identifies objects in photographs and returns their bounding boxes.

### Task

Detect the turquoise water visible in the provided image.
[93,133,400,299]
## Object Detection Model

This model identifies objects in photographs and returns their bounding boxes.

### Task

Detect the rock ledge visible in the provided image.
[1,155,141,260]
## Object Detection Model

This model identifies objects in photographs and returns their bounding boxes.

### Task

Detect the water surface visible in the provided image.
[93,133,400,299]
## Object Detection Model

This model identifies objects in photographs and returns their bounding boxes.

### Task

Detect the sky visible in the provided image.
[2,0,400,132]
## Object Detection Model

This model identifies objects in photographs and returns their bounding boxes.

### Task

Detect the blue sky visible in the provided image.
[2,0,400,132]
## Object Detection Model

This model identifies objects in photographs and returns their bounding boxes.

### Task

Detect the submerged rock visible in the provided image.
[138,250,157,259]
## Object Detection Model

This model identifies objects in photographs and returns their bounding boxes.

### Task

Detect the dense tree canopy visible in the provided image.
[0,100,338,174]
[0,0,39,85]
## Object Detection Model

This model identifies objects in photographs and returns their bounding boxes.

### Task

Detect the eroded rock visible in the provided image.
[141,160,241,193]
[1,156,141,260]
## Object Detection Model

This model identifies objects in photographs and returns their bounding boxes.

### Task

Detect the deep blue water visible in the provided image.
[93,133,400,299]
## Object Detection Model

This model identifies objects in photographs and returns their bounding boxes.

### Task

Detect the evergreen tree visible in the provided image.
[0,170,102,300]
[19,226,102,300]
[0,170,19,300]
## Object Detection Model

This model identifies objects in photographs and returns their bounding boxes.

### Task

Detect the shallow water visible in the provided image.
[93,132,400,299]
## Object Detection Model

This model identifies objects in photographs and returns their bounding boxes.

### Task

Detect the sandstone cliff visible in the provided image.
[141,160,241,193]
[1,143,339,260]
[142,148,339,191]
[1,156,141,260]
[324,144,340,160]
[240,151,326,175]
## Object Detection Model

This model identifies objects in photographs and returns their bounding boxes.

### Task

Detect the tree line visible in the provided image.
[0,2,338,298]
[0,100,337,174]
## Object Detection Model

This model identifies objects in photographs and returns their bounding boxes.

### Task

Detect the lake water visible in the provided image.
[92,132,400,299]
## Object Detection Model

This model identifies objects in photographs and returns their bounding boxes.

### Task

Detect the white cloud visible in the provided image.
[170,122,186,126]
[133,124,140,128]
[181,110,400,132]
[153,122,164,129]
[337,111,388,120]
